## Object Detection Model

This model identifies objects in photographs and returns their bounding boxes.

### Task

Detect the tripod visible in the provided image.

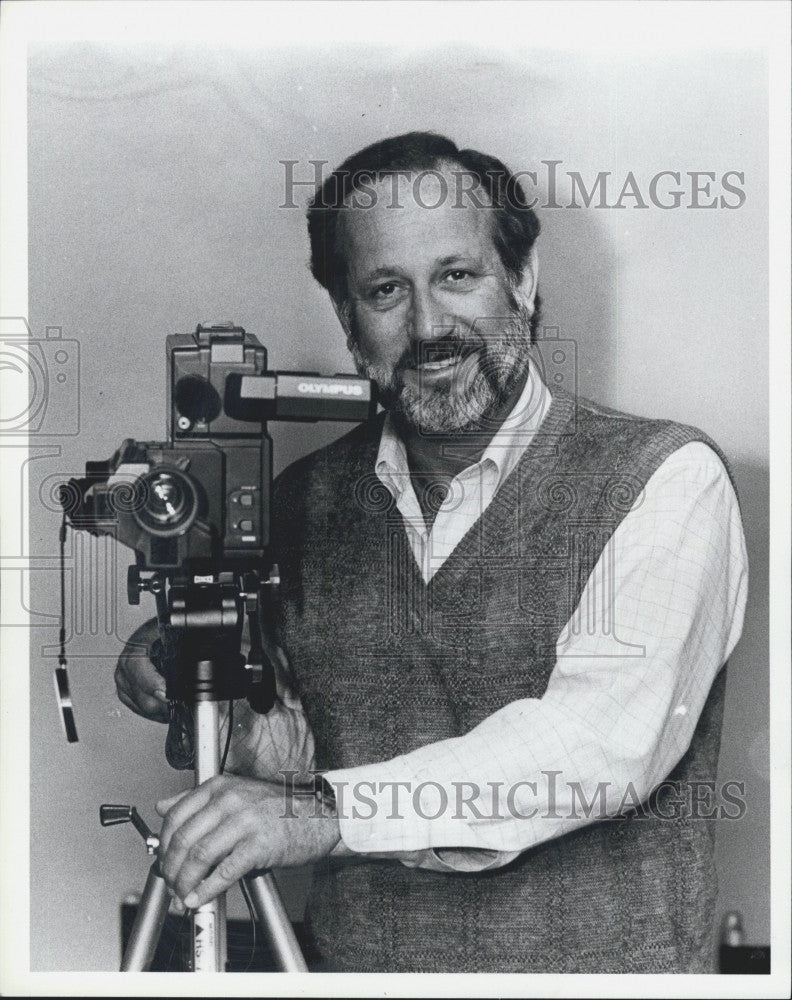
[102,569,308,972]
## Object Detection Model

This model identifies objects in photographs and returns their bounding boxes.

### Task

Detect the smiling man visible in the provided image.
[331,152,540,525]
[118,132,748,973]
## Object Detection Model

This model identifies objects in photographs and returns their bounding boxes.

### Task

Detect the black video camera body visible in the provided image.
[62,324,375,574]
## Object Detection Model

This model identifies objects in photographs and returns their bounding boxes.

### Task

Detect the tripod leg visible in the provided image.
[189,663,308,972]
[121,862,171,971]
[192,698,227,972]
[243,870,308,972]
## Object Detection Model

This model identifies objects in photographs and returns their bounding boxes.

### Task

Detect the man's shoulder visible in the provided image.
[572,392,727,459]
[551,390,737,499]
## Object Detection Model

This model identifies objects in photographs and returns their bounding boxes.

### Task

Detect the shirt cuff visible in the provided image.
[408,847,520,872]
[323,759,512,856]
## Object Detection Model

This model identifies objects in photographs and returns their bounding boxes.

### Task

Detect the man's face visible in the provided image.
[337,168,534,435]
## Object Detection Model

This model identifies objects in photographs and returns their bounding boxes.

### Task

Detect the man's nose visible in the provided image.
[408,288,455,344]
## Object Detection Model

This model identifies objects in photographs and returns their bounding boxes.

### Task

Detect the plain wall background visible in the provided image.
[25,42,768,970]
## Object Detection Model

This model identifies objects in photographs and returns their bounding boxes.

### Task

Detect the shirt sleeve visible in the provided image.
[324,441,749,869]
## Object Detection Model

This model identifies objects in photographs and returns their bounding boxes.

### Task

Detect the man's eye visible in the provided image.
[445,269,474,284]
[372,282,398,299]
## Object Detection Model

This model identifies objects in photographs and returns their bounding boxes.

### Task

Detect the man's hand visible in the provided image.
[155,775,342,909]
[115,618,169,722]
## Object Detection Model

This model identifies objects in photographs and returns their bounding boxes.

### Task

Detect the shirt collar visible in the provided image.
[375,360,552,496]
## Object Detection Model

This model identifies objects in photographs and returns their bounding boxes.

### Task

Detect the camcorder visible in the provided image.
[58,323,374,733]
[62,323,374,574]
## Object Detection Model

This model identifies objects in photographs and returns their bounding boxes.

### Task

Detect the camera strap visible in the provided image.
[54,513,79,743]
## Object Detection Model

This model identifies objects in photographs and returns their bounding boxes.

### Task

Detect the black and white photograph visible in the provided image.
[1,1,789,994]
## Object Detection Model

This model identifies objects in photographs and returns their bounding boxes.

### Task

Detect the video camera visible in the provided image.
[61,323,374,575]
[57,323,374,729]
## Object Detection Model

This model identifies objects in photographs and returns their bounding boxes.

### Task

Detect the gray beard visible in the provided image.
[347,306,534,435]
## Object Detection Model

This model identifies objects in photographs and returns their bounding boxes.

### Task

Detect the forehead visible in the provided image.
[337,168,498,278]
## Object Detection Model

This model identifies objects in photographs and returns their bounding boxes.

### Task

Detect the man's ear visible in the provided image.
[513,245,539,316]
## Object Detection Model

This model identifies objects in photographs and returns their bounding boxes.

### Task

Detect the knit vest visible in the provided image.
[271,389,736,973]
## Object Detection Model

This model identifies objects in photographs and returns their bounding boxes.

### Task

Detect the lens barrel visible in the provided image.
[132,468,200,537]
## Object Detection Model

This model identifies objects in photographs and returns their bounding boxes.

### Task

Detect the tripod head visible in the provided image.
[133,565,279,719]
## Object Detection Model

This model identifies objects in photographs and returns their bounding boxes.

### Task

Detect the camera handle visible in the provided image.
[113,570,307,972]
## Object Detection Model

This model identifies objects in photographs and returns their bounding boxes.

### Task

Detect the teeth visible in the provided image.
[420,357,458,371]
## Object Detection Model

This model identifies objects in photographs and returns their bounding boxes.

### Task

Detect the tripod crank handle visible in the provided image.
[100,804,160,854]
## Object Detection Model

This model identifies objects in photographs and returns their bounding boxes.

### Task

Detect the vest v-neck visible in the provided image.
[386,390,577,592]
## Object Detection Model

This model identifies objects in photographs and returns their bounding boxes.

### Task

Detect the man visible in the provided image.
[116,132,747,973]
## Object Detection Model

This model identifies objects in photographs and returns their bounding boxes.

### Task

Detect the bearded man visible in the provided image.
[116,132,748,973]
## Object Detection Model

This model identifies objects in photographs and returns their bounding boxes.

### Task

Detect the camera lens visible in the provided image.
[133,468,199,537]
[148,476,186,523]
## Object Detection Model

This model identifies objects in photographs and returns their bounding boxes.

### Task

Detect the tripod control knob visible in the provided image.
[100,804,160,854]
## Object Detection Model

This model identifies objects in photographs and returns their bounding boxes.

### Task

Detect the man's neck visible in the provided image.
[397,364,531,482]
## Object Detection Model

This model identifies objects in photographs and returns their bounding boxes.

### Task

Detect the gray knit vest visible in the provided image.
[271,389,736,973]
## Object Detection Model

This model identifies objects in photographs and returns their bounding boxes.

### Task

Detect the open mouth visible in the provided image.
[416,341,480,371]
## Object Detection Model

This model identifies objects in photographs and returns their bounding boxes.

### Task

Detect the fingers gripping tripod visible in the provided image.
[103,568,307,972]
